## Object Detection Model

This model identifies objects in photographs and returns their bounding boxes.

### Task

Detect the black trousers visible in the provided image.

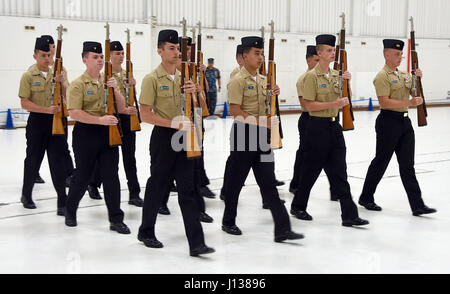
[66,123,124,223]
[291,117,358,221]
[88,115,141,200]
[222,122,291,236]
[290,112,337,197]
[22,113,67,208]
[139,126,205,250]
[359,110,425,210]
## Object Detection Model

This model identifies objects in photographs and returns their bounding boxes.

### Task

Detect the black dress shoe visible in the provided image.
[290,209,313,221]
[330,195,340,202]
[199,212,214,223]
[21,196,36,209]
[275,180,285,187]
[35,174,45,184]
[275,230,305,243]
[169,182,177,193]
[87,185,102,200]
[413,206,437,216]
[110,223,131,234]
[200,186,216,199]
[57,207,66,216]
[222,225,242,235]
[358,200,382,211]
[262,199,286,209]
[342,217,370,227]
[138,235,164,248]
[289,186,298,194]
[65,175,72,188]
[128,197,144,207]
[65,216,77,227]
[158,206,171,215]
[190,245,215,257]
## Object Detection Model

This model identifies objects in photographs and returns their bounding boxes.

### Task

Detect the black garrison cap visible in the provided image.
[306,45,317,56]
[316,34,336,47]
[208,58,214,63]
[236,44,243,55]
[35,38,50,52]
[83,41,102,54]
[110,41,124,51]
[41,35,55,45]
[178,36,192,47]
[383,39,404,50]
[158,29,178,45]
[241,36,264,49]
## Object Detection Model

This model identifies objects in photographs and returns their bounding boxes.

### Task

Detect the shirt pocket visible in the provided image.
[316,83,329,101]
[30,78,45,93]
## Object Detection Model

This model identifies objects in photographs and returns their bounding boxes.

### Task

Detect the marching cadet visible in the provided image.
[158,36,214,223]
[290,45,339,202]
[65,41,136,234]
[84,41,144,207]
[137,30,214,257]
[222,36,304,243]
[358,39,437,216]
[18,37,68,214]
[290,35,369,227]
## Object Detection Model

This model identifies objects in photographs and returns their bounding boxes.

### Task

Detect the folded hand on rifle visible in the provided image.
[410,97,424,106]
[183,80,196,94]
[126,107,138,115]
[336,97,350,108]
[272,85,280,96]
[99,115,119,126]
[414,68,423,78]
[106,78,118,89]
[342,71,352,80]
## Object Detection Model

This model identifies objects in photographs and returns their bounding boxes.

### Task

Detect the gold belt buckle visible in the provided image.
[403,113,408,118]
[331,117,336,122]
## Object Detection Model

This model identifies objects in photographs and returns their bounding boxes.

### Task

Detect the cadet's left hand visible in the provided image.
[195,83,202,93]
[130,78,136,86]
[415,69,423,78]
[343,71,352,80]
[53,74,65,83]
[273,85,280,96]
[199,64,206,72]
[127,107,138,115]
[184,80,196,94]
[107,78,118,89]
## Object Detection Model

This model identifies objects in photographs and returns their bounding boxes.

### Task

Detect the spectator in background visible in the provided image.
[205,58,221,117]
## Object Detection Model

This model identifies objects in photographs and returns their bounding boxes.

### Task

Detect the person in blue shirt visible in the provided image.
[205,58,221,116]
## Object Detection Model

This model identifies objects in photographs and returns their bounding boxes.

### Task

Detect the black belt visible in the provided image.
[310,116,338,122]
[380,109,409,118]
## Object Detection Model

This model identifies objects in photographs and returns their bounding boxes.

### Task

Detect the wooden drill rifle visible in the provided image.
[259,26,267,76]
[409,17,428,127]
[104,22,123,146]
[190,27,205,141]
[338,13,355,131]
[333,32,340,71]
[196,21,210,117]
[125,28,142,132]
[266,20,282,150]
[51,24,68,135]
[180,18,201,158]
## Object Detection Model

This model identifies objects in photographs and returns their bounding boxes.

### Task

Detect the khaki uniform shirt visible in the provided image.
[139,63,181,120]
[228,67,267,117]
[18,64,54,107]
[296,71,308,112]
[67,72,106,117]
[230,67,241,79]
[302,63,340,118]
[373,65,412,113]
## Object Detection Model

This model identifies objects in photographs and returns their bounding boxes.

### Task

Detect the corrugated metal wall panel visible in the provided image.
[409,0,450,39]
[359,0,408,38]
[222,0,289,31]
[290,0,351,34]
[0,0,39,16]
[151,0,215,28]
[50,0,146,22]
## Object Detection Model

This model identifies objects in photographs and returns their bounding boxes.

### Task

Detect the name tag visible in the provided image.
[32,82,41,86]
[392,80,399,84]
[319,84,327,88]
[160,86,170,90]
[85,91,94,95]
[246,86,254,90]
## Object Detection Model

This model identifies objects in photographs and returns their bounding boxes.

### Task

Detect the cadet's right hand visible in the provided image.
[99,115,119,126]
[410,97,424,107]
[48,106,60,114]
[336,97,349,109]
[177,119,193,131]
